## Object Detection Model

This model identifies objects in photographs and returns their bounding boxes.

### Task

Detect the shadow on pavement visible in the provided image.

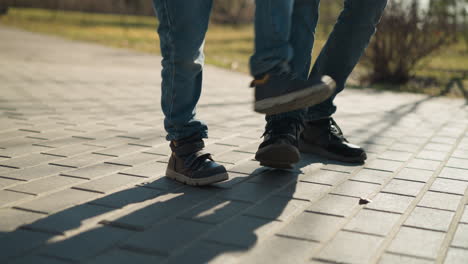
[0,163,303,264]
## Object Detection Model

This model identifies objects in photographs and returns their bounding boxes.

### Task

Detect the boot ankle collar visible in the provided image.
[170,140,205,156]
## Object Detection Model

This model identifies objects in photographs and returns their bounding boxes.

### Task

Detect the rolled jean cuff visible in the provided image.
[165,127,208,141]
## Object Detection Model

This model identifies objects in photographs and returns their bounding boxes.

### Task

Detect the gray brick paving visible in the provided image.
[1,26,467,263]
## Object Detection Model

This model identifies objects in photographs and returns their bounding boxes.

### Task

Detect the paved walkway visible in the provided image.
[0,26,467,264]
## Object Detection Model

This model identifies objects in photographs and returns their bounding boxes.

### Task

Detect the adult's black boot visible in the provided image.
[299,118,366,163]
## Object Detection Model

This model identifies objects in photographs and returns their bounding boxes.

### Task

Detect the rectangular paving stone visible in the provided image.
[0,189,34,207]
[321,162,361,173]
[366,193,414,214]
[123,218,212,255]
[239,235,319,264]
[15,188,100,214]
[331,180,381,198]
[89,186,161,208]
[204,215,281,248]
[444,247,468,264]
[306,194,360,217]
[1,163,73,181]
[277,181,331,202]
[302,169,349,186]
[363,136,396,146]
[389,142,421,152]
[215,136,256,147]
[86,249,165,264]
[362,143,388,154]
[382,179,425,197]
[213,171,251,189]
[439,167,468,182]
[424,143,452,152]
[0,144,51,158]
[0,208,45,232]
[248,169,300,187]
[365,159,404,172]
[92,144,147,157]
[404,206,455,232]
[119,161,167,178]
[430,178,468,195]
[128,136,166,148]
[351,168,393,184]
[276,211,345,242]
[431,136,457,144]
[395,168,434,183]
[418,191,462,211]
[417,150,447,161]
[181,198,250,224]
[235,141,263,154]
[104,152,158,167]
[315,231,384,264]
[42,144,101,158]
[104,189,214,230]
[447,157,468,170]
[61,163,123,180]
[34,136,90,148]
[227,159,269,176]
[0,153,62,169]
[8,255,70,264]
[452,149,468,159]
[73,173,144,194]
[215,150,253,165]
[51,153,112,168]
[0,176,22,189]
[40,226,133,262]
[344,209,401,236]
[407,159,441,171]
[387,227,445,259]
[0,229,51,262]
[244,196,309,221]
[451,223,468,249]
[25,203,113,235]
[219,182,279,203]
[138,174,184,191]
[378,253,434,264]
[379,150,413,162]
[166,240,241,264]
[7,175,86,195]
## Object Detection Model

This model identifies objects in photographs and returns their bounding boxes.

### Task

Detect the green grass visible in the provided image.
[1,8,467,96]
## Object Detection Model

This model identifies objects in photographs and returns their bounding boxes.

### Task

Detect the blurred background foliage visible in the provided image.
[0,0,466,97]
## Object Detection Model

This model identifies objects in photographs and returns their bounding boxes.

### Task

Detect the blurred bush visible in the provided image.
[363,0,466,85]
[212,0,254,24]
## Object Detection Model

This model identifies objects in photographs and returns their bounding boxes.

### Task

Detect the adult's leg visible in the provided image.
[299,0,387,164]
[153,0,212,140]
[306,0,387,120]
[249,0,334,116]
[266,0,321,123]
[255,0,323,168]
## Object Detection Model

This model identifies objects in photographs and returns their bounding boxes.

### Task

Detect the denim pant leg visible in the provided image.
[264,0,321,123]
[306,0,388,121]
[153,0,212,141]
[250,0,295,78]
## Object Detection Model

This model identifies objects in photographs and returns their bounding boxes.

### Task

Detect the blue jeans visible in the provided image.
[153,0,387,140]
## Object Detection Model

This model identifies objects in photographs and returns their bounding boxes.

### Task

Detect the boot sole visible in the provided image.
[166,169,229,186]
[299,141,367,164]
[254,75,336,115]
[255,143,300,169]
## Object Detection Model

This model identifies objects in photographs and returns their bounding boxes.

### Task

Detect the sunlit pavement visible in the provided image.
[1,26,467,264]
